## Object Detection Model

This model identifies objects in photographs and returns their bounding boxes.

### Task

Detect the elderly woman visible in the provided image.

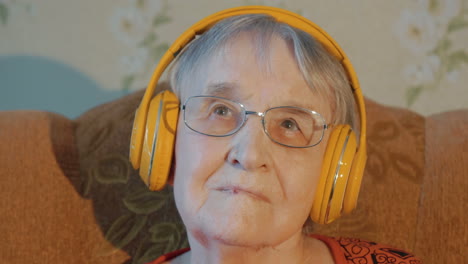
[129,6,421,264]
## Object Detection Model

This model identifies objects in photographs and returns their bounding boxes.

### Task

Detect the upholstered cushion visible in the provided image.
[0,87,466,264]
[415,110,468,263]
[0,111,128,264]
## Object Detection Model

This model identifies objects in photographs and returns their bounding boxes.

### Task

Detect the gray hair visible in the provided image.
[168,14,358,133]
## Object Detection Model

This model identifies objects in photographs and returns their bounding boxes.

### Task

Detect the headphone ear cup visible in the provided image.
[311,126,340,223]
[129,106,146,170]
[342,143,367,214]
[310,125,357,224]
[139,90,179,191]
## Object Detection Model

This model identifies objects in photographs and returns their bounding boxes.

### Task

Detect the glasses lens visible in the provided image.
[183,96,244,136]
[264,107,325,147]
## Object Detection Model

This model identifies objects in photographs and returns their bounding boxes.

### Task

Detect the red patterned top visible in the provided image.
[147,235,422,264]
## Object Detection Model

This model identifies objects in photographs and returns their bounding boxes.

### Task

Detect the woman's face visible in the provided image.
[173,33,332,248]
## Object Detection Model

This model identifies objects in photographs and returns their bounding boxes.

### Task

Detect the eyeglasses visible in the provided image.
[182,95,330,148]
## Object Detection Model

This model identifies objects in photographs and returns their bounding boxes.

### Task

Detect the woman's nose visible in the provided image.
[227,118,271,171]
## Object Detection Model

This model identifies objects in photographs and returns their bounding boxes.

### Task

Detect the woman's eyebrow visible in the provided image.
[203,82,239,97]
[279,99,318,110]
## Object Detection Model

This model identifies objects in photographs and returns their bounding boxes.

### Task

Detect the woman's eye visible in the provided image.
[281,119,299,131]
[212,105,231,117]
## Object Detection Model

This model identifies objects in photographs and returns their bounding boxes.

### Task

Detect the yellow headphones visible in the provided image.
[129,6,367,224]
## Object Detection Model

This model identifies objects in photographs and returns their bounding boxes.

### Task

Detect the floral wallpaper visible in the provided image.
[0,0,33,25]
[394,0,468,106]
[109,0,171,92]
[1,0,467,117]
[0,2,7,25]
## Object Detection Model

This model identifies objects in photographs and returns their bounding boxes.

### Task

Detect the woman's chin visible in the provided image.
[180,191,302,248]
[189,219,298,251]
[202,225,271,248]
[187,208,281,248]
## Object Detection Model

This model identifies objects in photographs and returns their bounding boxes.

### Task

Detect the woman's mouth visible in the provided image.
[216,186,269,202]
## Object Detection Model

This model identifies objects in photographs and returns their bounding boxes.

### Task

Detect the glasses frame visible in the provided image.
[182,95,330,148]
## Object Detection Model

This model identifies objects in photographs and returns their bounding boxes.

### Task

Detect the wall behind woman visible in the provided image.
[1,0,467,118]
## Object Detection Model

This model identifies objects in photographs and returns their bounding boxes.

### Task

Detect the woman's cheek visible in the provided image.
[277,149,324,199]
[174,128,223,197]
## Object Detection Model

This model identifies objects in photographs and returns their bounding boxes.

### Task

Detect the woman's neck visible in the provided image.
[180,232,334,264]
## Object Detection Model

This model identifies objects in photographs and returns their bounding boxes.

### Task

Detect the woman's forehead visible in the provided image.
[177,33,332,117]
[178,32,287,92]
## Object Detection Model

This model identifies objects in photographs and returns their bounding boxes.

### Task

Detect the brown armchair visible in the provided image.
[1,84,466,264]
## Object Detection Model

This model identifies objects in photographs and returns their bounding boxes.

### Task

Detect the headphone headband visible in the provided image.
[132,6,366,168]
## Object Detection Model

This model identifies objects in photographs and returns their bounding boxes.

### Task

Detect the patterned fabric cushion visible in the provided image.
[75,85,188,264]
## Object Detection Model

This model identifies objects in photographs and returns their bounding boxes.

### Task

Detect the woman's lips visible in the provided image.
[215,186,270,202]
